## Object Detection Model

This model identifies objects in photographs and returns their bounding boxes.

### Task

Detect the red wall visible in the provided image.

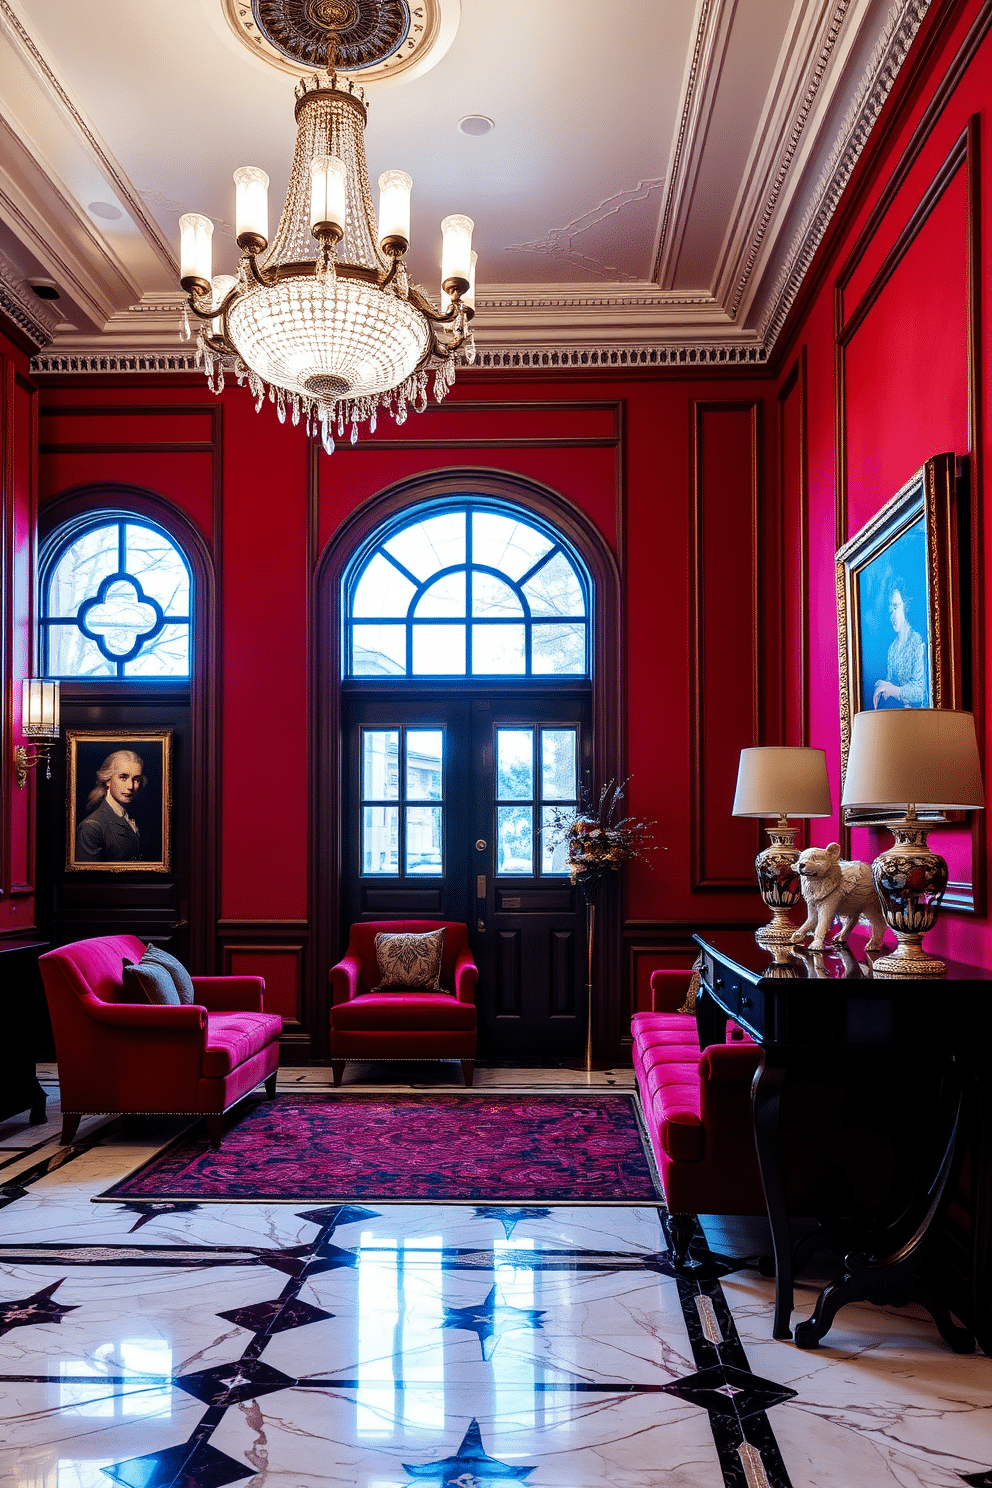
[774,0,992,965]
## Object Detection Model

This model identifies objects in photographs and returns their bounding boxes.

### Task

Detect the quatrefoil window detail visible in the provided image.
[78,575,164,663]
[41,516,192,679]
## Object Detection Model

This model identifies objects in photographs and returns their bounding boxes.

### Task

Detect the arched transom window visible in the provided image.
[345,504,590,677]
[41,517,192,679]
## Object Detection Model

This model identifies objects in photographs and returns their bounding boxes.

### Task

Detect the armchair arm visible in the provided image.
[85,997,207,1034]
[454,949,478,1004]
[650,969,694,1013]
[698,1043,762,1084]
[191,976,265,1013]
[329,953,362,1005]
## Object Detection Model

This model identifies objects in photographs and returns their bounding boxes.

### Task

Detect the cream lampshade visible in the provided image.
[733,746,832,943]
[841,709,984,977]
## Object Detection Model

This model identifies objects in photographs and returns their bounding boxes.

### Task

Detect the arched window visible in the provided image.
[41,516,192,679]
[344,502,590,677]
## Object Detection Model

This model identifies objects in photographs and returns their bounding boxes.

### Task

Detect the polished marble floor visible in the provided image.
[1,1065,990,1488]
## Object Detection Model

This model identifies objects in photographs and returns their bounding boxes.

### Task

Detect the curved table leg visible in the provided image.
[752,1054,792,1338]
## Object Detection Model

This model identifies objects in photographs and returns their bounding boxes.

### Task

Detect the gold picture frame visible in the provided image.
[66,728,173,872]
[836,452,964,826]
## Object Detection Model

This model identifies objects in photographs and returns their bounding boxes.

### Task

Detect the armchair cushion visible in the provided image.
[202,1011,285,1077]
[142,944,196,1004]
[374,928,445,991]
[122,958,181,1006]
[331,990,477,1032]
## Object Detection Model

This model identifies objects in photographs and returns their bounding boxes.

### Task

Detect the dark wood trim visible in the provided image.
[38,476,221,970]
[39,403,224,418]
[834,117,984,904]
[776,349,810,745]
[771,0,992,373]
[38,443,215,456]
[217,919,310,934]
[218,925,309,1051]
[8,369,39,899]
[688,399,762,892]
[311,466,624,1063]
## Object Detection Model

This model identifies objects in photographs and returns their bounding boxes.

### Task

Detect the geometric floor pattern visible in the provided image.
[1,1067,991,1487]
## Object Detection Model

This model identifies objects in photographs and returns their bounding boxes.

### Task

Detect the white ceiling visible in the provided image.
[0,0,930,367]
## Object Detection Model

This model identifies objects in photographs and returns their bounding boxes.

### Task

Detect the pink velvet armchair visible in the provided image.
[39,934,283,1147]
[329,920,478,1086]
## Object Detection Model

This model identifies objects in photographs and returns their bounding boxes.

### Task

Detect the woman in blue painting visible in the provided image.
[872,577,926,708]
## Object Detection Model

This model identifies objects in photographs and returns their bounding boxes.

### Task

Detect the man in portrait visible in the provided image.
[74,749,147,862]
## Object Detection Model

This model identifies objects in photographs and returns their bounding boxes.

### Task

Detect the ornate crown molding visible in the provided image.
[0,250,60,350]
[759,0,931,347]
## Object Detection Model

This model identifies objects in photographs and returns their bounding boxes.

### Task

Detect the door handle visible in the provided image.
[477,874,486,933]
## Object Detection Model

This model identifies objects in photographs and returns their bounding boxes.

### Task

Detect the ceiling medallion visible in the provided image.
[224,0,447,82]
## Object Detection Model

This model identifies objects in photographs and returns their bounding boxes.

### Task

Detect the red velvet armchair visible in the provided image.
[39,934,283,1147]
[329,920,478,1086]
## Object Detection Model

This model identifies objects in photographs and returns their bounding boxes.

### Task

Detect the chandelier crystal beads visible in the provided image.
[179,67,476,453]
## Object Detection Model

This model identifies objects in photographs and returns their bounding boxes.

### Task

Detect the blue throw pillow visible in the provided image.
[142,944,196,1005]
[121,959,180,1006]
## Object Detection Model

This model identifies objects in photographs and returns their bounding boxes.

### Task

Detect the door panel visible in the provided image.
[342,686,591,1058]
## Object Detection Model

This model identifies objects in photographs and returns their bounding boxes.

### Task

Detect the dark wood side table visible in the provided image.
[694,930,991,1352]
[0,936,50,1127]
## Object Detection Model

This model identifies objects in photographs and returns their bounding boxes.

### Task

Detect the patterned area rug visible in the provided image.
[96,1093,662,1204]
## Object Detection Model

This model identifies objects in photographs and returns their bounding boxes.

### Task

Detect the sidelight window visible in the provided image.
[496,725,578,877]
[41,517,192,679]
[345,504,589,678]
[361,727,445,876]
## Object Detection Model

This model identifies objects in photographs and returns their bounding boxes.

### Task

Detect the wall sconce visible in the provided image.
[14,679,60,789]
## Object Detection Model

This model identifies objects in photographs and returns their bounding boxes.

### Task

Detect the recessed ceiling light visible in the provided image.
[457,115,494,137]
[88,201,122,220]
[29,278,60,301]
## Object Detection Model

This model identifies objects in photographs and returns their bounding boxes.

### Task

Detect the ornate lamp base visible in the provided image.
[754,820,802,945]
[870,811,948,980]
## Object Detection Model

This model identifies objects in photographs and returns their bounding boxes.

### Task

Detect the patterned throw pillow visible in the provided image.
[142,944,196,1004]
[677,955,704,1015]
[373,928,445,991]
[121,958,181,1006]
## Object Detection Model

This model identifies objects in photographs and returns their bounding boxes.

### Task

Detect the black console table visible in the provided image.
[694,930,991,1352]
[0,936,49,1127]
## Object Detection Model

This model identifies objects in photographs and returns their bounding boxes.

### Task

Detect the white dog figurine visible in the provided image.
[790,842,886,952]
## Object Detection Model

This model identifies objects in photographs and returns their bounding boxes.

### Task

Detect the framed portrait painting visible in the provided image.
[836,452,964,824]
[66,729,172,872]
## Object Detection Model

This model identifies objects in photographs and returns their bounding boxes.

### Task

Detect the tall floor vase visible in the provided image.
[583,887,599,1076]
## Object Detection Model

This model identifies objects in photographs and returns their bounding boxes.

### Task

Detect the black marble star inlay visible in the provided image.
[217,1296,333,1336]
[662,1364,797,1419]
[473,1207,552,1238]
[296,1204,380,1230]
[103,1437,254,1488]
[0,1279,78,1336]
[442,1284,545,1360]
[403,1417,536,1482]
[119,1202,202,1233]
[173,1357,295,1407]
[960,1472,992,1486]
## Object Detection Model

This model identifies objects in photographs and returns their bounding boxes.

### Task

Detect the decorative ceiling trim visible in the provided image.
[31,340,769,377]
[725,0,852,321]
[221,0,453,82]
[0,0,178,278]
[759,0,930,346]
[0,249,60,349]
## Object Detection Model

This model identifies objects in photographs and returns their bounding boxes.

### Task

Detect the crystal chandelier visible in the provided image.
[178,63,476,454]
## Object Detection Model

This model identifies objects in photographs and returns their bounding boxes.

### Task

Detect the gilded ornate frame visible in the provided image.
[836,452,963,825]
[66,728,173,873]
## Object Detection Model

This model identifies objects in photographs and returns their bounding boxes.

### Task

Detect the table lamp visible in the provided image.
[732,746,832,944]
[841,709,985,978]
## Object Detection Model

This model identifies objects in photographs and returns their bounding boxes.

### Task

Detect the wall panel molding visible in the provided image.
[218,918,309,1054]
[689,399,763,891]
[777,349,810,745]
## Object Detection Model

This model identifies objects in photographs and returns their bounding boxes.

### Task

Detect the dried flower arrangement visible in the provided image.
[546,778,660,896]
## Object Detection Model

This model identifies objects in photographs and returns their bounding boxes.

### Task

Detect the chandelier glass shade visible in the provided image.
[179,69,476,453]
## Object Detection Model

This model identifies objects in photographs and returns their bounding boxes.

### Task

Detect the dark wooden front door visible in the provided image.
[342,685,591,1058]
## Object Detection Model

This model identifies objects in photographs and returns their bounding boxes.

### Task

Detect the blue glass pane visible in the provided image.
[84,579,159,658]
[406,806,443,874]
[406,731,443,800]
[363,806,398,874]
[384,512,465,580]
[125,524,189,614]
[412,624,465,675]
[497,804,533,875]
[363,731,399,799]
[472,511,552,580]
[47,525,118,616]
[124,625,190,677]
[497,730,533,800]
[542,730,577,799]
[352,624,406,675]
[472,572,522,618]
[46,625,114,678]
[352,553,416,618]
[532,623,586,674]
[416,572,466,618]
[522,551,585,617]
[473,624,524,674]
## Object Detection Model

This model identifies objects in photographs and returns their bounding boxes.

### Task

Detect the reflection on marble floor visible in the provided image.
[1,1071,991,1488]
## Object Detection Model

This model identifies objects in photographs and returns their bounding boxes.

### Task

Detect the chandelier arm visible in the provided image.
[379,252,405,290]
[406,284,463,327]
[243,250,279,289]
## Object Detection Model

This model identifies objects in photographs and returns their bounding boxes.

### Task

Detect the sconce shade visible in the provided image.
[842,709,985,812]
[732,746,832,818]
[22,679,60,739]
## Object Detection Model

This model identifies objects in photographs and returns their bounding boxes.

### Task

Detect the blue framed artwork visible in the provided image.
[836,453,963,824]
